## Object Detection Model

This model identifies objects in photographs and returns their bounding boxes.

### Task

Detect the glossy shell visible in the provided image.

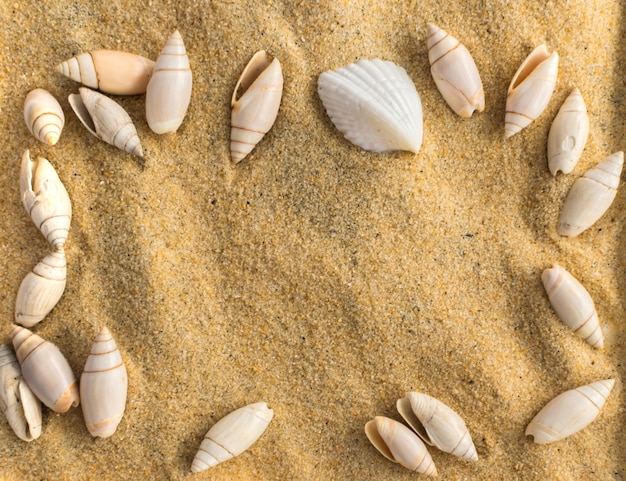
[23,88,65,145]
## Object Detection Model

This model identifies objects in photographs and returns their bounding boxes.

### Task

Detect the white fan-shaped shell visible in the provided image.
[557,151,623,237]
[191,401,274,472]
[24,89,65,145]
[526,379,615,444]
[426,23,484,118]
[505,45,559,138]
[317,59,423,153]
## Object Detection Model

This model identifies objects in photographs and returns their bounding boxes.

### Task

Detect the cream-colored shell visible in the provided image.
[230,50,283,163]
[191,402,274,472]
[365,416,437,475]
[23,89,65,146]
[505,45,558,138]
[557,151,623,237]
[426,23,484,118]
[526,379,615,444]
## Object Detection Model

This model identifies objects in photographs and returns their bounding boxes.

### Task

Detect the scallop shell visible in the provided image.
[191,402,274,472]
[317,59,423,153]
[230,50,283,163]
[23,89,65,146]
[526,379,615,444]
[505,44,559,138]
[557,151,623,237]
[426,23,484,118]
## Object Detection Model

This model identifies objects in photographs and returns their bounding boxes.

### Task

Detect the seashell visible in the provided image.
[0,344,42,442]
[80,327,127,438]
[547,88,589,175]
[145,30,192,134]
[68,87,144,157]
[55,50,155,95]
[317,59,423,154]
[542,264,603,348]
[526,379,615,444]
[11,325,79,413]
[23,89,65,146]
[505,44,559,138]
[230,50,283,163]
[397,391,478,461]
[426,23,484,118]
[557,151,623,237]
[20,150,72,249]
[365,416,437,475]
[191,401,274,472]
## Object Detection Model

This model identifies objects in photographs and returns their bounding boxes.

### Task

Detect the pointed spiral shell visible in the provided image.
[23,89,65,146]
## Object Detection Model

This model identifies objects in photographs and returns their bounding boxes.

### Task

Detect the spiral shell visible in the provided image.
[23,89,65,146]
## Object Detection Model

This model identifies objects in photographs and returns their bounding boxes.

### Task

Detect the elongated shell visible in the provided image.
[365,416,437,475]
[0,345,42,442]
[317,59,423,153]
[426,23,484,118]
[145,30,192,134]
[56,50,155,95]
[191,402,274,473]
[11,325,79,413]
[526,379,615,444]
[542,264,603,348]
[23,89,65,145]
[20,150,72,249]
[547,88,589,175]
[230,51,283,163]
[557,151,623,237]
[505,45,558,138]
[69,87,143,157]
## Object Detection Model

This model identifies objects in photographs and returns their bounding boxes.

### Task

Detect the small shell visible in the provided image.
[145,30,193,134]
[542,264,603,348]
[317,59,423,153]
[426,23,484,118]
[230,50,283,163]
[505,45,559,138]
[397,391,478,461]
[68,87,144,157]
[526,379,615,444]
[23,89,65,146]
[191,402,274,473]
[365,416,437,475]
[55,50,155,95]
[20,150,72,249]
[547,88,589,175]
[0,344,42,442]
[557,151,623,237]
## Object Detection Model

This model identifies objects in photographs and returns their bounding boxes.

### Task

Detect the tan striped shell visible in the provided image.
[23,89,65,145]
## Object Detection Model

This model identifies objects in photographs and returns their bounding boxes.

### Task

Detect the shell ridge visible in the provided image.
[87,52,99,89]
[430,40,461,66]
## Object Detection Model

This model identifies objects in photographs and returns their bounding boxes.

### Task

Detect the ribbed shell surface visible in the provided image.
[23,89,65,145]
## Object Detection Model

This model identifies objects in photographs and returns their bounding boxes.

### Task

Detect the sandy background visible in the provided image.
[0,0,624,479]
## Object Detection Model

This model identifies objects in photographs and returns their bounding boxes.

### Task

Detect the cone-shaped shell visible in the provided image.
[69,87,143,157]
[191,402,274,473]
[145,30,192,134]
[23,89,65,145]
[426,23,484,118]
[526,379,615,444]
[230,51,283,163]
[11,326,79,413]
[505,45,558,138]
[317,59,423,154]
[55,50,155,95]
[542,264,603,348]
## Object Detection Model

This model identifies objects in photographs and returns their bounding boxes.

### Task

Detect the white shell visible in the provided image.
[557,151,623,237]
[397,391,478,461]
[542,264,603,348]
[145,30,192,134]
[365,416,437,475]
[191,401,274,472]
[23,89,65,145]
[69,87,144,157]
[526,379,615,444]
[505,45,559,138]
[230,50,283,163]
[20,150,72,249]
[426,23,484,118]
[317,59,423,153]
[547,88,589,175]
